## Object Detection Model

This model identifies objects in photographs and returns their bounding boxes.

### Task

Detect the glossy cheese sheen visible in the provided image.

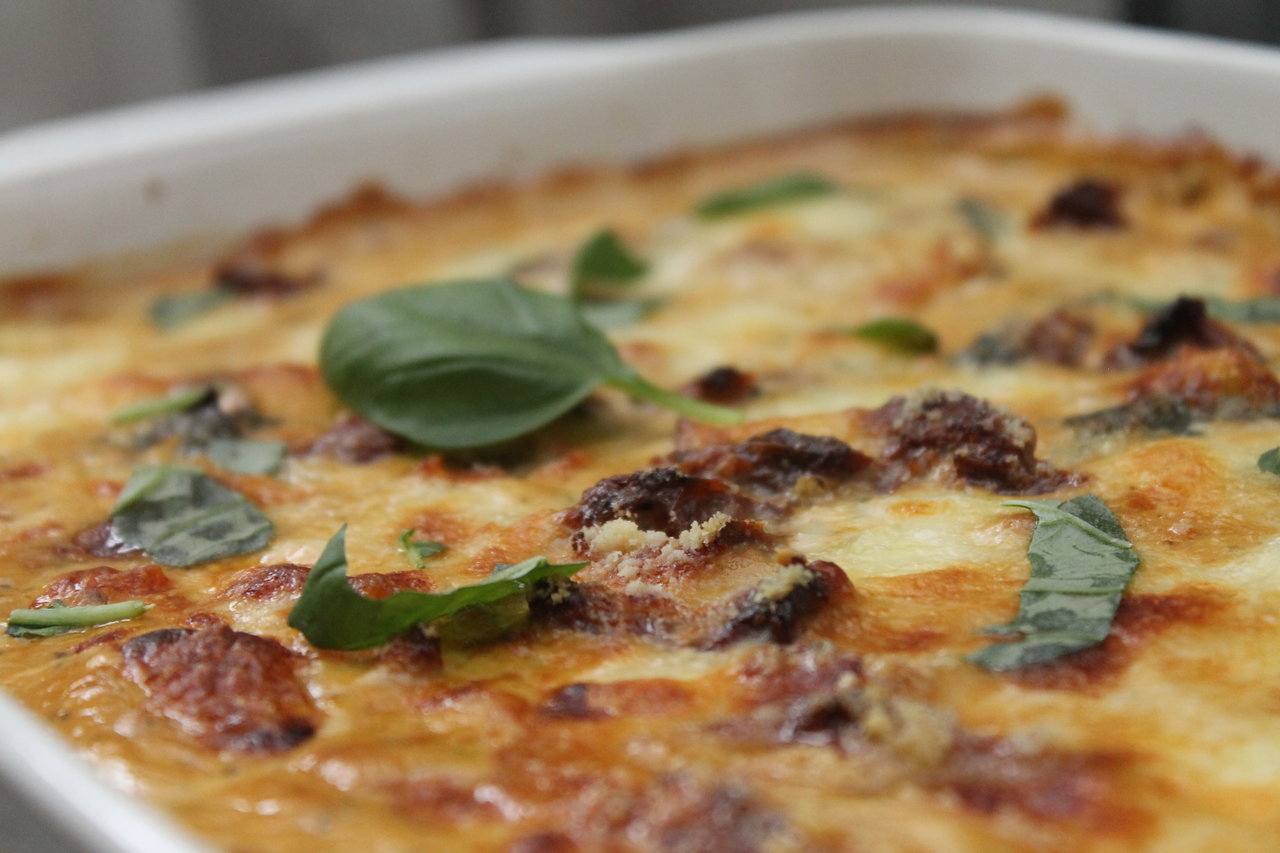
[3,105,1280,852]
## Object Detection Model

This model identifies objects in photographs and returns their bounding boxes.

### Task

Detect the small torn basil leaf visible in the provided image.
[109,465,274,567]
[399,529,446,569]
[150,285,234,330]
[1259,447,1280,475]
[572,229,648,294]
[6,600,150,639]
[570,229,660,329]
[847,318,938,354]
[287,525,586,650]
[695,172,838,219]
[319,277,741,449]
[205,438,286,475]
[111,386,213,426]
[970,494,1140,671]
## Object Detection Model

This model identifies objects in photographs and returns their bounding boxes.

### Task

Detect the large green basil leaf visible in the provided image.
[109,465,274,567]
[970,494,1140,671]
[287,525,586,650]
[319,278,739,449]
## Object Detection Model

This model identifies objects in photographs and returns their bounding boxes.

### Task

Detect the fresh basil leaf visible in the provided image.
[848,318,938,354]
[695,172,838,219]
[399,529,446,569]
[1259,447,1280,475]
[6,600,150,639]
[287,525,586,650]
[111,386,213,426]
[205,438,286,475]
[970,494,1140,671]
[319,278,741,449]
[109,465,274,567]
[572,229,648,295]
[150,285,234,330]
[956,196,1007,241]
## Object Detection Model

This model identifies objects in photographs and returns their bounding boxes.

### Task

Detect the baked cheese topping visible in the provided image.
[4,101,1280,851]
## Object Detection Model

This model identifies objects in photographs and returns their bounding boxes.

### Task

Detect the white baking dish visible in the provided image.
[5,6,1280,851]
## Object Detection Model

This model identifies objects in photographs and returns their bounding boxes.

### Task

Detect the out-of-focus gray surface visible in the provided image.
[11,0,1280,134]
[0,777,90,853]
[0,0,1147,132]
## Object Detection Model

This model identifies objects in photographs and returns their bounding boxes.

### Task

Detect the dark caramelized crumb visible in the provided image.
[865,390,1073,494]
[1033,178,1126,229]
[682,365,759,405]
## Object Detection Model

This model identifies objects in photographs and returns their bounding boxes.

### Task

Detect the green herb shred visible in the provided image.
[848,317,939,354]
[6,600,151,639]
[399,529,446,569]
[695,172,838,219]
[110,386,212,426]
[149,286,234,330]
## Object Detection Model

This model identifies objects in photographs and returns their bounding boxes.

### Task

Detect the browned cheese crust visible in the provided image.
[4,99,1280,852]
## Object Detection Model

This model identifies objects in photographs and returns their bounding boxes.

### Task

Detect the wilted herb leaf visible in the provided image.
[956,196,1007,240]
[970,494,1140,671]
[1201,296,1280,324]
[1104,292,1280,324]
[1065,395,1195,436]
[150,286,234,330]
[695,173,838,219]
[111,386,213,426]
[1259,447,1280,475]
[287,525,586,650]
[205,438,286,475]
[109,465,274,567]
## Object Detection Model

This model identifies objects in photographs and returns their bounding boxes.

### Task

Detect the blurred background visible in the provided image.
[1,0,1275,133]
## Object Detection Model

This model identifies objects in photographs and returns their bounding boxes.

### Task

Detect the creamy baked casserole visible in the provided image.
[4,99,1280,852]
